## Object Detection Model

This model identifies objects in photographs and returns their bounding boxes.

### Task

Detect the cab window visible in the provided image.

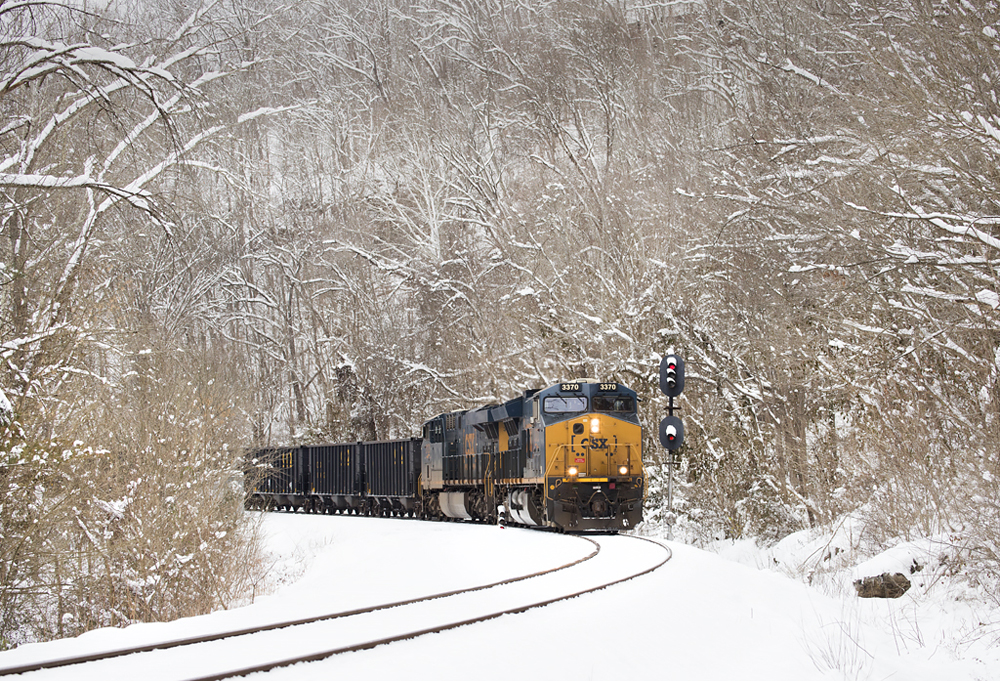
[543,396,587,413]
[593,396,635,413]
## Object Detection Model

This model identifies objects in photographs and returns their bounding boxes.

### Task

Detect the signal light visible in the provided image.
[590,417,600,434]
[619,465,629,476]
[659,355,685,397]
[567,466,579,477]
[659,415,684,450]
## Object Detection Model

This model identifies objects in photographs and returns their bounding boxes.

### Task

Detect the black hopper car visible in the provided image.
[245,380,645,532]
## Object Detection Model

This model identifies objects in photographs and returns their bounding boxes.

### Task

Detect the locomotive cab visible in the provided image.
[536,380,644,532]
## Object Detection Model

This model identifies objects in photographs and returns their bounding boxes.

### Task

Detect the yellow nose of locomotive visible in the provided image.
[552,413,642,481]
[544,410,643,531]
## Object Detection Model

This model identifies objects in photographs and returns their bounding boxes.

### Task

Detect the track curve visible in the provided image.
[0,532,598,677]
[2,533,670,681]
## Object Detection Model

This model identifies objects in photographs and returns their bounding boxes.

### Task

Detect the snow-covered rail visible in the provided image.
[1,534,669,681]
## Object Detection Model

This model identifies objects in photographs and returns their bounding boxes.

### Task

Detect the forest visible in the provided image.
[1,0,998,647]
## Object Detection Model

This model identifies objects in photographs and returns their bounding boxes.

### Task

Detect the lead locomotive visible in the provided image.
[245,380,644,532]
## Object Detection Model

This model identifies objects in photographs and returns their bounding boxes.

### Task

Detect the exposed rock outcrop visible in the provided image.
[853,572,911,599]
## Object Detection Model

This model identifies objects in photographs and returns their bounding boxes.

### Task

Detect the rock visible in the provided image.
[853,572,911,599]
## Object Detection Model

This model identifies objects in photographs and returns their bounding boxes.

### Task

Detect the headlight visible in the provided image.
[567,466,579,477]
[619,465,628,476]
[590,417,600,434]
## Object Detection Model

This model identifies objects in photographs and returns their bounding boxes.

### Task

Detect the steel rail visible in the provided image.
[186,534,670,681]
[0,533,601,677]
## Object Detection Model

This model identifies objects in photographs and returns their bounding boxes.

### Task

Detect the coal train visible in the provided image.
[245,379,644,532]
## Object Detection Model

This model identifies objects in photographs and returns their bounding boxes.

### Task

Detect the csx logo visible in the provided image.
[580,437,609,450]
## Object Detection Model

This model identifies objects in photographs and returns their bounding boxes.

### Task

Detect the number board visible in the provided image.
[560,382,582,392]
[599,383,618,392]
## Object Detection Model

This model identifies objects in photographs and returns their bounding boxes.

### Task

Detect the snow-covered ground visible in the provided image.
[2,513,997,680]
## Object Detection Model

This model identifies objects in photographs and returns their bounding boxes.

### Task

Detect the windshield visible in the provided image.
[593,396,635,413]
[543,396,587,413]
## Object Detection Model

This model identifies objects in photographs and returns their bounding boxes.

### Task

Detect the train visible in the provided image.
[245,379,644,532]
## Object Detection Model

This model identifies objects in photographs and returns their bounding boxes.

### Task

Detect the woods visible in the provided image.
[1,0,998,646]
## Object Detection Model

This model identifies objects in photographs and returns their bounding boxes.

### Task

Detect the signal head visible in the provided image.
[659,415,684,450]
[659,355,685,397]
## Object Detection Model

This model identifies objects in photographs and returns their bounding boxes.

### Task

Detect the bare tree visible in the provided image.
[0,0,283,646]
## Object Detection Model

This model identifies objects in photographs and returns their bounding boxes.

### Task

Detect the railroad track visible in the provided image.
[1,533,670,681]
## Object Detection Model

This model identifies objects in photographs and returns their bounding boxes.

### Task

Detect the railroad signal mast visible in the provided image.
[658,354,685,538]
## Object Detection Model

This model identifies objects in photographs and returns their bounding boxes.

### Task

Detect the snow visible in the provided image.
[0,387,11,422]
[1,514,996,680]
[976,289,1000,309]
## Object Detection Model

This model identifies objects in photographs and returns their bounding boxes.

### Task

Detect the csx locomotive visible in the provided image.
[245,380,644,532]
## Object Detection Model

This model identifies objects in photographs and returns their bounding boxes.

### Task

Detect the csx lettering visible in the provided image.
[582,437,609,450]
